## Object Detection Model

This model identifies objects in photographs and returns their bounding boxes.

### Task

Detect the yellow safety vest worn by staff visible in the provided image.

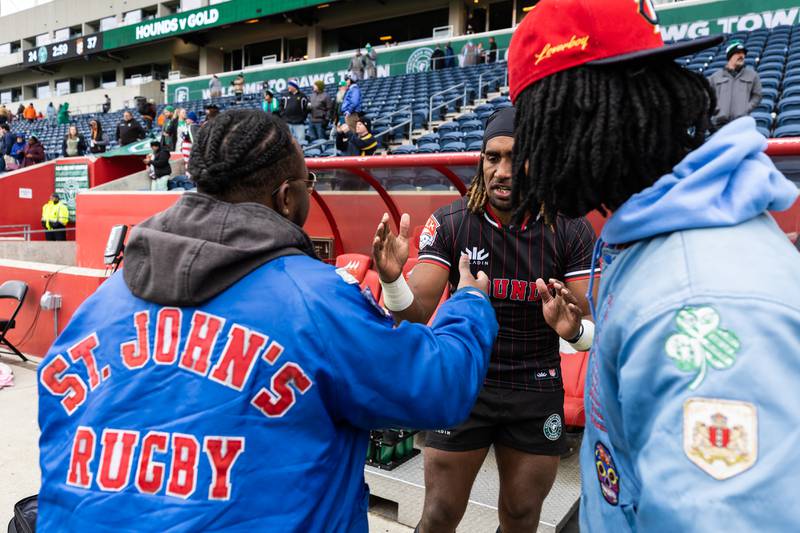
[41,201,69,230]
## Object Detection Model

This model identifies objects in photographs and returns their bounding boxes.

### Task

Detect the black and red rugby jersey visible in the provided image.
[418,197,597,392]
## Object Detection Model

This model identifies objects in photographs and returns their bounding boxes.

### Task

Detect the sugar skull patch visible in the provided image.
[594,442,619,506]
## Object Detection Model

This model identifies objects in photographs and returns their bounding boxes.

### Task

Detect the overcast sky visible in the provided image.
[0,0,51,17]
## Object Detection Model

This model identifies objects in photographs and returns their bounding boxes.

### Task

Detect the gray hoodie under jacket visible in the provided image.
[123,192,316,307]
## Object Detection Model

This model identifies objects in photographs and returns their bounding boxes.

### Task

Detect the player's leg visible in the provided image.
[418,446,489,532]
[494,388,565,532]
[495,446,559,531]
[417,388,496,533]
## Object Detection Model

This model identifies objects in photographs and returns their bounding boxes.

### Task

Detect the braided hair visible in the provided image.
[465,157,487,214]
[512,60,716,222]
[189,109,297,199]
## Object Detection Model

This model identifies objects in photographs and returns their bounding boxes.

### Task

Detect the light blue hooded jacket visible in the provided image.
[580,117,800,532]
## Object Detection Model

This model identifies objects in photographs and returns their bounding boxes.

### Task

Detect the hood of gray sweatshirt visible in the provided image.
[123,192,316,306]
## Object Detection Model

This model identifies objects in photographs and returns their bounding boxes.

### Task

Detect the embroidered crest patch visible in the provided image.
[419,215,440,250]
[664,306,740,390]
[683,398,757,480]
[594,442,619,506]
[543,413,562,441]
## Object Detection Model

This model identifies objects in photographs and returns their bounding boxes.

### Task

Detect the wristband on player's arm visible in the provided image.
[379,274,414,312]
[565,319,594,351]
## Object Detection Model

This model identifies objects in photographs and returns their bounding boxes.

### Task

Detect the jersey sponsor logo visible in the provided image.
[419,215,440,250]
[664,306,740,390]
[66,426,245,501]
[534,368,560,381]
[594,442,620,506]
[41,311,313,419]
[463,246,489,266]
[543,413,562,441]
[683,398,757,480]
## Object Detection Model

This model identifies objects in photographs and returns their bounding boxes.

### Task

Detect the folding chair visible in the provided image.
[0,281,29,362]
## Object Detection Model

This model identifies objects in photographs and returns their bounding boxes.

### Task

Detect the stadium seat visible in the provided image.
[466,139,483,151]
[391,144,418,155]
[777,109,800,127]
[779,96,800,113]
[561,350,589,428]
[459,120,483,132]
[440,131,464,143]
[437,122,459,134]
[441,141,466,152]
[335,254,372,283]
[752,111,773,129]
[774,124,800,137]
[417,142,441,153]
[415,133,439,145]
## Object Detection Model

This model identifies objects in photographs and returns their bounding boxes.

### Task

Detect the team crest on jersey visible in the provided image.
[595,442,619,506]
[683,398,757,480]
[419,215,440,250]
[543,413,562,441]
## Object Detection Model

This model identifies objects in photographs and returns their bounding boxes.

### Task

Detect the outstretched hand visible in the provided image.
[536,278,582,340]
[456,254,489,295]
[372,212,410,282]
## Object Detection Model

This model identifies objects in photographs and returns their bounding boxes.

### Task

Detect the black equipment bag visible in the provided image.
[7,495,37,533]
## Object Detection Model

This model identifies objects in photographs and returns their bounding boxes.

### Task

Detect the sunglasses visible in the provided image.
[271,171,317,196]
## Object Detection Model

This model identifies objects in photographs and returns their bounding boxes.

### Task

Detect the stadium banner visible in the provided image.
[658,0,800,41]
[166,30,513,103]
[96,139,154,158]
[103,0,333,49]
[23,33,103,67]
[54,163,90,221]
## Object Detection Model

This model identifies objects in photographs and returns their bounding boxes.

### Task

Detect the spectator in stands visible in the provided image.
[23,103,37,122]
[341,75,362,131]
[280,80,309,143]
[160,105,179,151]
[10,135,25,165]
[102,94,111,113]
[335,117,378,156]
[22,134,44,167]
[0,124,13,158]
[431,44,445,71]
[57,102,70,125]
[487,36,498,63]
[36,108,495,532]
[45,102,55,124]
[445,42,456,69]
[62,125,87,157]
[144,140,171,191]
[203,103,220,125]
[709,40,762,128]
[334,80,347,125]
[16,103,24,119]
[462,40,479,66]
[262,89,280,114]
[176,108,195,159]
[88,119,108,154]
[41,193,69,241]
[349,49,364,81]
[0,105,10,126]
[232,72,245,103]
[116,110,145,146]
[308,80,332,142]
[364,44,378,79]
[209,74,222,98]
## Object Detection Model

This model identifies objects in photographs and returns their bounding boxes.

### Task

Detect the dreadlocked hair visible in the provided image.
[189,109,296,198]
[511,60,716,223]
[466,156,487,214]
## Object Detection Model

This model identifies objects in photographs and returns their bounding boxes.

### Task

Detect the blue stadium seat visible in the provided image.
[779,96,800,113]
[777,109,800,127]
[756,125,771,138]
[416,133,439,145]
[463,131,484,144]
[417,142,441,153]
[437,122,459,134]
[392,144,418,155]
[441,141,466,152]
[440,131,464,143]
[774,124,800,137]
[751,111,773,129]
[466,139,483,151]
[456,112,478,123]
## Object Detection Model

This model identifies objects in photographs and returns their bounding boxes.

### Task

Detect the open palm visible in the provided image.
[372,213,410,282]
[536,278,583,340]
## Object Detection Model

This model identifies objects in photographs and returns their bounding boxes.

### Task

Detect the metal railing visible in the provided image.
[0,224,31,240]
[477,69,508,100]
[429,82,468,124]
[372,105,414,143]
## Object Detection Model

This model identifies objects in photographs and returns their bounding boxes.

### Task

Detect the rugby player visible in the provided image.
[373,107,598,532]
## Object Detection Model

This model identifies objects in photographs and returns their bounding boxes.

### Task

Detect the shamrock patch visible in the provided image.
[665,306,740,390]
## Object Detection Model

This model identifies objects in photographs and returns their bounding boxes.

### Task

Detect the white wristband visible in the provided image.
[569,319,595,352]
[379,274,414,312]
